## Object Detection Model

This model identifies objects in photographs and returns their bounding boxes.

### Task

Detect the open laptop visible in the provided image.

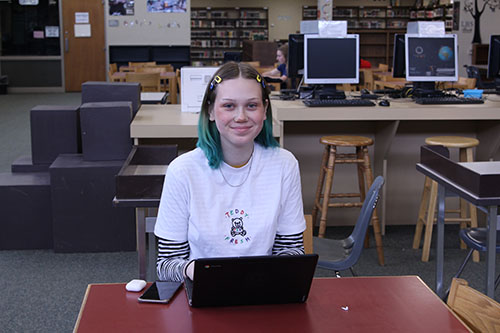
[184,254,318,307]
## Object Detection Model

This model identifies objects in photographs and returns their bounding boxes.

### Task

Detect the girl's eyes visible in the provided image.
[221,103,259,110]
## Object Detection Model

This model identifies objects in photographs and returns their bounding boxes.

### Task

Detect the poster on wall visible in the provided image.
[109,0,134,16]
[147,0,187,13]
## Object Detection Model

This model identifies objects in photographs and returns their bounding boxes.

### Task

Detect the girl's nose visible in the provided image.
[234,107,248,121]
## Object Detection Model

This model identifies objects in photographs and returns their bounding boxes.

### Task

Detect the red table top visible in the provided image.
[75,276,470,333]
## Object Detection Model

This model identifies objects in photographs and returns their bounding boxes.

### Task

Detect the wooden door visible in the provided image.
[62,0,105,92]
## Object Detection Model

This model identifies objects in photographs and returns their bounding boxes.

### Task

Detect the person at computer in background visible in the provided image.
[155,62,305,282]
[262,44,288,90]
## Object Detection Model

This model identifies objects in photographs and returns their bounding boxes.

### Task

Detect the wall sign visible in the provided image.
[74,24,91,38]
[75,12,89,24]
[19,0,39,5]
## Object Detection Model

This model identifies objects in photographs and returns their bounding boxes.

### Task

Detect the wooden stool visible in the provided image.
[311,135,385,266]
[413,136,480,262]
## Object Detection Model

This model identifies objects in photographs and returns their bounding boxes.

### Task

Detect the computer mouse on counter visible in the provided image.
[378,99,390,107]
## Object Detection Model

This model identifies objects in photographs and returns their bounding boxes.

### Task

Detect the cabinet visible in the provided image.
[191,7,268,66]
[242,40,278,66]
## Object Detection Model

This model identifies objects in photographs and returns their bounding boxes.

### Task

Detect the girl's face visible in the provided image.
[209,76,268,153]
[276,50,286,64]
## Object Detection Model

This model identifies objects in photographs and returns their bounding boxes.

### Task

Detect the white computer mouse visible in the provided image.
[125,279,147,292]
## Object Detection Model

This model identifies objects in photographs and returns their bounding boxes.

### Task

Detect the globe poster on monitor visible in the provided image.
[147,0,187,13]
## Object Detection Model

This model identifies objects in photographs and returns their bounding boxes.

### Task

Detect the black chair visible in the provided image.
[464,65,496,89]
[451,228,500,291]
[313,176,384,277]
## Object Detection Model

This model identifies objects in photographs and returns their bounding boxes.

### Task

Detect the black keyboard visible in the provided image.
[414,96,484,105]
[360,93,380,100]
[303,99,376,107]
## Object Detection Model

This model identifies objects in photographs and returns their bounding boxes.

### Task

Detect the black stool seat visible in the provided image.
[447,227,500,297]
[460,228,500,252]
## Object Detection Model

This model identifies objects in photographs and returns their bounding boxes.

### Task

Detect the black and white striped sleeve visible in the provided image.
[272,233,305,255]
[156,237,190,282]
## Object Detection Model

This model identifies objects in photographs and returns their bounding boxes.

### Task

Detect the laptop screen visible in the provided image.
[184,254,318,307]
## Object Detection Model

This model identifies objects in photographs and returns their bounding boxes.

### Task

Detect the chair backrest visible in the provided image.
[314,176,384,272]
[303,215,313,254]
[447,278,500,332]
[109,63,118,74]
[362,69,374,90]
[129,61,157,67]
[156,64,174,72]
[344,176,384,265]
[125,72,161,92]
[378,63,389,72]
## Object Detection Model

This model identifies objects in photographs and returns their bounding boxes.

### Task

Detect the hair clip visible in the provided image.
[209,75,222,91]
[256,74,266,89]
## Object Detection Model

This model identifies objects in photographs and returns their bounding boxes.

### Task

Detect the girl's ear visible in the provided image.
[209,106,215,121]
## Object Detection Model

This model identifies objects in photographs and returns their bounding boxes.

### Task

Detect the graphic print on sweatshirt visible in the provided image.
[224,208,251,245]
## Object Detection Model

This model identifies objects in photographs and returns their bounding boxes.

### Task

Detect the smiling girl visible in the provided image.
[154,62,305,281]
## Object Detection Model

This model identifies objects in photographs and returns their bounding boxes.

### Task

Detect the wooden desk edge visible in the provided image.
[73,283,127,333]
[73,284,91,333]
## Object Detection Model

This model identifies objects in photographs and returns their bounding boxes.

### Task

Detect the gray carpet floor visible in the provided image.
[0,93,499,332]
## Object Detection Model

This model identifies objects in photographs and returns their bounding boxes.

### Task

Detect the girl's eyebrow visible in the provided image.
[220,97,260,102]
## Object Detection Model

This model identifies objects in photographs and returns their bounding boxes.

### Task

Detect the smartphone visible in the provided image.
[138,281,182,304]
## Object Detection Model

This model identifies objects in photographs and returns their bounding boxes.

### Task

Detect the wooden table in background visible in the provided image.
[111,71,177,104]
[74,276,470,332]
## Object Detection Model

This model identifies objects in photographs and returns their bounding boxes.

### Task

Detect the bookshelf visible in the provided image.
[191,7,268,66]
[410,4,454,31]
[302,6,317,20]
[301,6,408,67]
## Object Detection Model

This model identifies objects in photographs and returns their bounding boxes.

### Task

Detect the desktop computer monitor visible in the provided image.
[288,34,304,79]
[392,33,406,78]
[487,35,500,79]
[405,34,458,84]
[304,34,359,85]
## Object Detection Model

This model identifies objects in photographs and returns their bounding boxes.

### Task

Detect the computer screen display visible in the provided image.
[392,33,406,78]
[487,35,500,79]
[304,34,359,84]
[405,34,458,82]
[288,34,304,78]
